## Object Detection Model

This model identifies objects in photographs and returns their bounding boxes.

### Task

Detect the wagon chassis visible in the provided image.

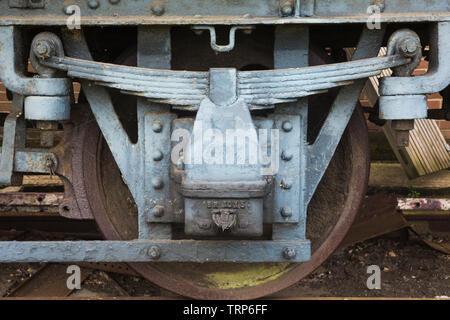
[0,1,449,266]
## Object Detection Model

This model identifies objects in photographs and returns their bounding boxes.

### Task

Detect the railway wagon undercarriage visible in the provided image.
[0,0,449,299]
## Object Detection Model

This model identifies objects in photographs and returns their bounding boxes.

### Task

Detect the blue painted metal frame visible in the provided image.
[0,19,439,263]
[0,240,311,263]
[379,22,450,120]
[0,0,449,25]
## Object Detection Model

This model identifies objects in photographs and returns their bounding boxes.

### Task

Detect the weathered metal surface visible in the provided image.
[130,105,370,299]
[272,115,302,224]
[0,0,449,25]
[270,25,308,241]
[0,0,441,297]
[379,95,428,120]
[8,0,45,9]
[143,113,176,227]
[0,240,311,263]
[398,198,450,211]
[6,264,92,298]
[0,94,24,185]
[37,34,410,107]
[381,22,450,96]
[191,26,255,53]
[340,193,408,248]
[137,26,174,241]
[0,192,62,213]
[378,29,429,120]
[24,96,71,121]
[305,26,385,204]
[181,96,266,237]
[13,149,57,174]
[15,24,377,267]
[0,27,70,96]
[53,35,371,297]
[75,262,139,277]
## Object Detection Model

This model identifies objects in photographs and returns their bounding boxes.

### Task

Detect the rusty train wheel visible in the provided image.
[71,99,369,299]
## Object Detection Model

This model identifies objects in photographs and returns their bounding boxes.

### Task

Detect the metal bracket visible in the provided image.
[305,27,386,204]
[144,113,176,224]
[0,94,24,185]
[191,26,255,53]
[0,26,70,96]
[381,22,450,96]
[379,23,450,121]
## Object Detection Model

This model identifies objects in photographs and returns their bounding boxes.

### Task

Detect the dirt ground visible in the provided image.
[1,232,448,298]
[273,236,449,298]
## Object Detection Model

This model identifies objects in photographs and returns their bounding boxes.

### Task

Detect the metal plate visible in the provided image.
[0,0,449,25]
[0,240,311,263]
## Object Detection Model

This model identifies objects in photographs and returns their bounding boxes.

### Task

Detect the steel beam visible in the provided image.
[0,0,449,25]
[0,240,311,263]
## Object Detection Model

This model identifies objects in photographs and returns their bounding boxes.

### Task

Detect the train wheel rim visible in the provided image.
[74,99,370,299]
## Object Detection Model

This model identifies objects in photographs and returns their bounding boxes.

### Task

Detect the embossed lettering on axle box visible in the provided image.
[184,198,263,237]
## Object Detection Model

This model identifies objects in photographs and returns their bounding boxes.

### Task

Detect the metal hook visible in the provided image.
[191,26,254,53]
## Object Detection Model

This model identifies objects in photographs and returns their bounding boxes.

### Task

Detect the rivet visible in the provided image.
[152,120,163,133]
[176,158,185,170]
[88,0,100,9]
[280,178,292,190]
[147,246,161,260]
[151,205,165,217]
[63,6,71,15]
[152,149,164,161]
[151,1,165,16]
[283,247,296,260]
[109,0,120,4]
[152,177,164,189]
[281,150,293,161]
[280,1,294,17]
[282,121,293,132]
[280,206,292,218]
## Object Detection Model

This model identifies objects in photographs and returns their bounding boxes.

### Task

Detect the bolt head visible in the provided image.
[147,246,161,260]
[63,6,72,15]
[33,41,52,59]
[151,205,165,217]
[45,157,54,167]
[88,0,100,9]
[281,150,293,161]
[280,178,292,190]
[151,177,164,189]
[152,149,164,161]
[405,41,418,53]
[151,1,165,16]
[35,43,48,55]
[280,206,292,218]
[281,121,293,132]
[283,247,296,260]
[400,38,419,57]
[176,158,185,170]
[280,2,294,17]
[152,120,163,133]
